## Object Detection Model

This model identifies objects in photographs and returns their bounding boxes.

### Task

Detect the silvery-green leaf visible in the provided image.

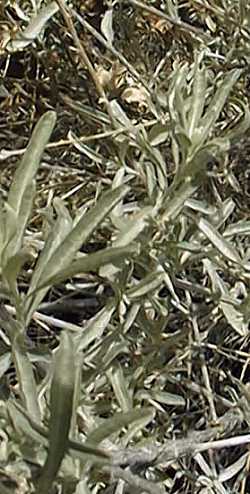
[145,161,157,197]
[122,409,157,446]
[0,352,11,379]
[75,301,115,352]
[32,244,138,291]
[151,390,185,407]
[220,300,248,337]
[3,111,55,267]
[0,304,40,420]
[61,98,110,125]
[113,207,152,247]
[127,271,165,299]
[69,131,104,163]
[188,60,207,141]
[24,199,73,323]
[223,101,250,141]
[101,8,114,45]
[0,198,6,264]
[7,1,59,52]
[199,69,242,143]
[8,399,110,462]
[34,185,128,287]
[2,250,31,302]
[1,203,17,259]
[3,181,35,265]
[185,198,216,215]
[110,168,127,221]
[148,123,170,146]
[218,453,248,483]
[204,259,248,336]
[136,128,167,181]
[7,400,46,446]
[160,180,199,223]
[196,217,242,264]
[36,331,76,493]
[25,186,127,323]
[168,63,188,122]
[8,112,56,214]
[180,198,236,266]
[109,100,132,127]
[13,334,41,422]
[175,90,189,131]
[0,84,9,97]
[99,340,130,368]
[204,136,231,156]
[107,364,132,412]
[224,220,250,237]
[86,408,155,445]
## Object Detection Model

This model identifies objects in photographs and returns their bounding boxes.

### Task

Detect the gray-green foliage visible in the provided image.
[1,20,250,491]
[0,111,144,491]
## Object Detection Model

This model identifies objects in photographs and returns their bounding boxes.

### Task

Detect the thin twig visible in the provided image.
[128,0,212,41]
[55,0,115,124]
[71,9,160,116]
[72,9,150,92]
[0,118,158,161]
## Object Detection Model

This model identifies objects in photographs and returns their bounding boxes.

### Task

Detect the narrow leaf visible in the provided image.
[7,1,59,52]
[0,304,40,420]
[101,8,114,45]
[151,390,185,407]
[36,331,76,493]
[107,364,132,412]
[12,334,41,422]
[8,111,56,213]
[127,271,165,299]
[160,181,199,223]
[2,250,31,302]
[0,352,11,379]
[196,217,242,264]
[32,244,138,292]
[204,259,248,336]
[224,220,250,237]
[86,408,155,445]
[188,62,207,140]
[3,181,35,264]
[113,207,152,247]
[199,69,242,142]
[8,400,110,462]
[35,185,128,288]
[75,301,115,352]
[25,199,73,323]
